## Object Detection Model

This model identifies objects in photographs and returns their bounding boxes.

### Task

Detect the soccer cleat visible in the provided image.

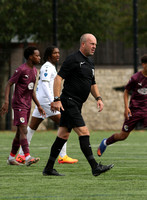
[92,162,114,176]
[58,155,78,164]
[16,154,26,164]
[7,158,24,166]
[25,157,40,166]
[43,168,65,176]
[97,138,107,157]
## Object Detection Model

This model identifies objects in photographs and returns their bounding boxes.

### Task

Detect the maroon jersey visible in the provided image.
[125,71,147,113]
[9,63,37,110]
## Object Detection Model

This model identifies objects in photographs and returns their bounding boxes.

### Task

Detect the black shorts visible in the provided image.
[60,96,85,132]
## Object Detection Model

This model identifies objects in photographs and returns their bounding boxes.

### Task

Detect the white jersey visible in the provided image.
[36,61,57,105]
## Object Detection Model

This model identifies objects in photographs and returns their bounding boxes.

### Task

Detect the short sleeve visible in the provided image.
[40,64,52,82]
[58,54,76,79]
[9,67,22,84]
[125,76,135,91]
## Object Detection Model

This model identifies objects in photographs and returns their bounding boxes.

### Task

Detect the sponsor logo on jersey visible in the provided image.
[44,73,48,77]
[20,117,25,123]
[124,125,129,131]
[137,88,147,95]
[28,82,34,90]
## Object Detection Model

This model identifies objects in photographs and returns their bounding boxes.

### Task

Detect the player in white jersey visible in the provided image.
[16,46,78,164]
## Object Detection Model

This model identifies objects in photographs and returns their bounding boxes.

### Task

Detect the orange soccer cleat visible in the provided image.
[16,154,26,164]
[58,155,78,164]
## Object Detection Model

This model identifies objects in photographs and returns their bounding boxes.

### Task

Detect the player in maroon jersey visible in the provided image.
[0,46,45,166]
[98,54,147,157]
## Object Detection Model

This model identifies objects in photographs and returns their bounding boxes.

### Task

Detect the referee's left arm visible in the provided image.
[91,84,104,112]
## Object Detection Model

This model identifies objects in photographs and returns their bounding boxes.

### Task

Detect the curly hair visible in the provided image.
[43,45,57,62]
[24,46,38,60]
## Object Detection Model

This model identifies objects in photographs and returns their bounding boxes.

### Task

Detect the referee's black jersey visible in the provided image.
[58,51,96,104]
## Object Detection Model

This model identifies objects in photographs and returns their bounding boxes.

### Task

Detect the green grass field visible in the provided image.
[0,130,147,200]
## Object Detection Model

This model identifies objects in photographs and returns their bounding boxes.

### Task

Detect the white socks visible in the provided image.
[27,126,35,145]
[8,155,15,160]
[18,126,35,156]
[25,155,31,161]
[104,139,107,146]
[59,142,67,157]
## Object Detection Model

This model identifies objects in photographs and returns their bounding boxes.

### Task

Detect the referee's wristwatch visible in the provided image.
[54,96,61,102]
[95,96,103,101]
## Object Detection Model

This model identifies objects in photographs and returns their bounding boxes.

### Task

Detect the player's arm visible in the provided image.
[32,91,46,117]
[0,81,13,116]
[124,89,131,120]
[90,84,104,112]
[51,75,64,112]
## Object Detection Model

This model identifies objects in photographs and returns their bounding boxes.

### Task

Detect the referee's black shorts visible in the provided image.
[60,95,85,132]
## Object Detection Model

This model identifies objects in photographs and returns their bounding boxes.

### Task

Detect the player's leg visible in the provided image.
[7,126,22,165]
[12,109,40,166]
[74,126,113,176]
[16,108,43,163]
[17,124,40,166]
[7,109,25,165]
[97,113,140,157]
[28,116,43,144]
[49,114,78,164]
[27,106,44,145]
[97,130,130,157]
[16,117,43,162]
[43,127,69,176]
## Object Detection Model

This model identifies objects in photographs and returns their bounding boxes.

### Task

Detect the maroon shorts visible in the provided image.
[13,109,30,126]
[122,112,147,132]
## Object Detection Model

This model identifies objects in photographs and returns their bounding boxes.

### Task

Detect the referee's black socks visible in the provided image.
[79,135,97,169]
[45,136,67,170]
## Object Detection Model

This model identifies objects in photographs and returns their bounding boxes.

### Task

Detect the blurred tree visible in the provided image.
[107,0,147,47]
[0,0,146,49]
[0,0,53,129]
[58,0,113,48]
[0,0,52,43]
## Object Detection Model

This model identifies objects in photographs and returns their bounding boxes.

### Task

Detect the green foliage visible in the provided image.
[138,0,147,47]
[0,0,52,43]
[0,130,147,200]
[107,0,147,47]
[58,0,113,48]
[0,0,146,48]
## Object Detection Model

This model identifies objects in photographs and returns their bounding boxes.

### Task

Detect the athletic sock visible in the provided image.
[45,137,67,170]
[17,126,35,156]
[27,126,35,145]
[106,134,117,145]
[17,146,24,156]
[20,138,30,157]
[25,155,31,161]
[59,142,67,157]
[79,135,97,169]
[9,155,15,160]
[9,138,20,158]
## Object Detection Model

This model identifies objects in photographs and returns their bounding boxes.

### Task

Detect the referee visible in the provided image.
[43,33,114,176]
